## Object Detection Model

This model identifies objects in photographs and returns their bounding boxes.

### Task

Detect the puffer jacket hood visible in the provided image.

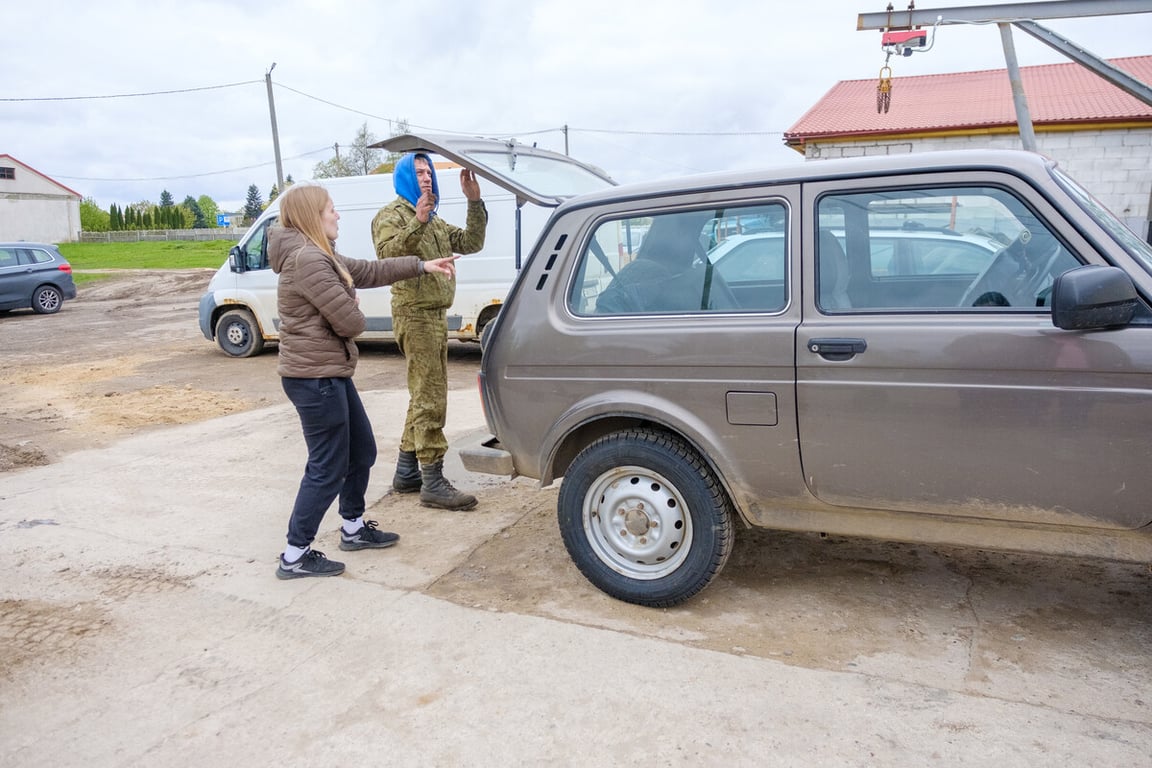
[268,224,304,274]
[394,152,439,216]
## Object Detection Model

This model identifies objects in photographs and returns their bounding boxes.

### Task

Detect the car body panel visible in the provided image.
[470,149,1152,567]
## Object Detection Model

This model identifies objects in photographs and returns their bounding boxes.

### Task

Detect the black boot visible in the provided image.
[392,450,421,493]
[419,459,477,511]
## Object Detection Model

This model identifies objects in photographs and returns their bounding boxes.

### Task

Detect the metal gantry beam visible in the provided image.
[856,1,1152,150]
[1012,19,1152,105]
[858,0,1152,30]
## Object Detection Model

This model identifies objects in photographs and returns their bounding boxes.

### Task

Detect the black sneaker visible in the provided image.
[339,520,400,551]
[276,549,345,579]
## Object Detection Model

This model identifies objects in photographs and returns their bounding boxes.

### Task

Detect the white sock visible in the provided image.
[283,544,309,563]
[342,517,364,534]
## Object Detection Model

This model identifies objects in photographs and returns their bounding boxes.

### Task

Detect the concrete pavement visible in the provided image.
[1,391,1149,767]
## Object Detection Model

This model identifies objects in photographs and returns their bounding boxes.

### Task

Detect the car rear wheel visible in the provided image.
[557,428,734,607]
[31,285,64,314]
[215,308,265,357]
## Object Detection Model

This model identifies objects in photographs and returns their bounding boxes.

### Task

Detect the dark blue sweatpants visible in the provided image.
[281,376,378,549]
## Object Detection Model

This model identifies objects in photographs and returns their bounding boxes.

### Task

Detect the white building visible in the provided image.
[0,154,82,243]
[785,56,1152,240]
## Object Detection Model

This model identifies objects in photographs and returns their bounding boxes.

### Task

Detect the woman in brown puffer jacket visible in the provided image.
[267,183,458,580]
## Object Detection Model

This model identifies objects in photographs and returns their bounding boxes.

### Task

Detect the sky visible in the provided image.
[6,0,1152,213]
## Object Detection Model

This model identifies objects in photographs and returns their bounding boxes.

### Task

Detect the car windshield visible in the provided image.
[460,150,612,199]
[1051,165,1152,276]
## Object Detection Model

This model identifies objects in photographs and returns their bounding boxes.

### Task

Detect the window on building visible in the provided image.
[0,167,15,180]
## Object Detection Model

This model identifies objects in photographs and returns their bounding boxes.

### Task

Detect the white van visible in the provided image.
[198,136,615,357]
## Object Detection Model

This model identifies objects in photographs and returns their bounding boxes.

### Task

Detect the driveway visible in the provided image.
[1,271,1149,766]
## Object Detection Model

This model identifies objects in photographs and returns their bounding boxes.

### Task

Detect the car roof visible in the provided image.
[0,242,62,249]
[555,149,1058,213]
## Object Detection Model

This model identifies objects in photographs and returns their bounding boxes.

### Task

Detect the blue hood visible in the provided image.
[393,152,440,217]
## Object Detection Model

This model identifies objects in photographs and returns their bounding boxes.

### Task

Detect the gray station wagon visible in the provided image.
[395,138,1152,607]
[0,242,77,314]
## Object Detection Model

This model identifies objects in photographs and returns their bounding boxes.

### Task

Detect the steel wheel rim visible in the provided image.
[225,322,248,347]
[581,465,692,580]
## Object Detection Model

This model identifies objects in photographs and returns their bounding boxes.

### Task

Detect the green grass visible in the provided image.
[58,240,233,270]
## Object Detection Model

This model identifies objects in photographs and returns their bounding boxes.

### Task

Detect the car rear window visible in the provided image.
[569,203,788,316]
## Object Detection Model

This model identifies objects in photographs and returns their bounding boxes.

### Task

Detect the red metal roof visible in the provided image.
[784,55,1152,146]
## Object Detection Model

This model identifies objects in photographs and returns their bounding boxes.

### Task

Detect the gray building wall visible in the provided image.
[802,128,1152,238]
[0,158,82,243]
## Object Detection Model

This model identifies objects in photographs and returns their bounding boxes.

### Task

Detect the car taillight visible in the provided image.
[477,372,488,425]
[58,264,73,274]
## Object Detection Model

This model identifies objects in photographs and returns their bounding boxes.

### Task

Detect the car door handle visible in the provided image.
[807,337,867,360]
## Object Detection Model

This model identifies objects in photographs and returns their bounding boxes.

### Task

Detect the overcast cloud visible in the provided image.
[6,0,1151,211]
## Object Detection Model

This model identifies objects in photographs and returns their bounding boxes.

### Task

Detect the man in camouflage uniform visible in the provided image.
[371,152,487,510]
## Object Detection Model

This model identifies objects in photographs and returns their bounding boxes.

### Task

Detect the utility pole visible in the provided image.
[265,63,285,190]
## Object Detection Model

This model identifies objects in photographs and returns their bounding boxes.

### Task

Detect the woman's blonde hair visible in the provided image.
[278,183,353,287]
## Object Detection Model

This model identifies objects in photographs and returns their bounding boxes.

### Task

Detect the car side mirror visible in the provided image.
[228,245,246,274]
[1051,265,1138,331]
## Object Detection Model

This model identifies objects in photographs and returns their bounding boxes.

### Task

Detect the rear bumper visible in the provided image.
[460,436,516,477]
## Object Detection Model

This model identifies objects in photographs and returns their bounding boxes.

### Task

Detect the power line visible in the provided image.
[0,80,261,102]
[4,76,782,138]
[573,127,782,137]
[51,146,332,182]
[272,82,778,139]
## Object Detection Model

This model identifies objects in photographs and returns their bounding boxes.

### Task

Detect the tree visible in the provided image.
[268,183,279,204]
[159,189,174,208]
[182,195,207,229]
[243,184,264,224]
[80,197,110,232]
[312,152,355,179]
[347,122,383,176]
[371,117,410,174]
[197,195,220,228]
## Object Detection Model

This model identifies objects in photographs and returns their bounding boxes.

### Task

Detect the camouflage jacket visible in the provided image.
[370,197,488,313]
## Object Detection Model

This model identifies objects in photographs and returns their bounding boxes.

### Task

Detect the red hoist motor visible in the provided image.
[875,2,937,113]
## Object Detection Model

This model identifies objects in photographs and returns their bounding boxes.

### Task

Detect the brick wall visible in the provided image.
[805,128,1152,238]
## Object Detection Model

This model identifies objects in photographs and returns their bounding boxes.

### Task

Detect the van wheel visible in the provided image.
[215,309,265,357]
[557,428,734,607]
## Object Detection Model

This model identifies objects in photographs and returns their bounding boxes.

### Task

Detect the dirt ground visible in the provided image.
[2,269,1151,728]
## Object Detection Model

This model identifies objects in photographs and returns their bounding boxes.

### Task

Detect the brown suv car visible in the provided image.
[387,137,1152,607]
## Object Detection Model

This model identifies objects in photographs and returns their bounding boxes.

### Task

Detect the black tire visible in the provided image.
[557,428,734,607]
[31,285,64,315]
[215,308,265,357]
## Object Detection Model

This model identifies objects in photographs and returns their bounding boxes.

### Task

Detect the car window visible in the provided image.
[817,186,1082,312]
[0,248,18,268]
[569,203,787,315]
[19,248,55,265]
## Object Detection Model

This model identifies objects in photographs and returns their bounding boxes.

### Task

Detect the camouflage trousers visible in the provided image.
[394,311,449,465]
